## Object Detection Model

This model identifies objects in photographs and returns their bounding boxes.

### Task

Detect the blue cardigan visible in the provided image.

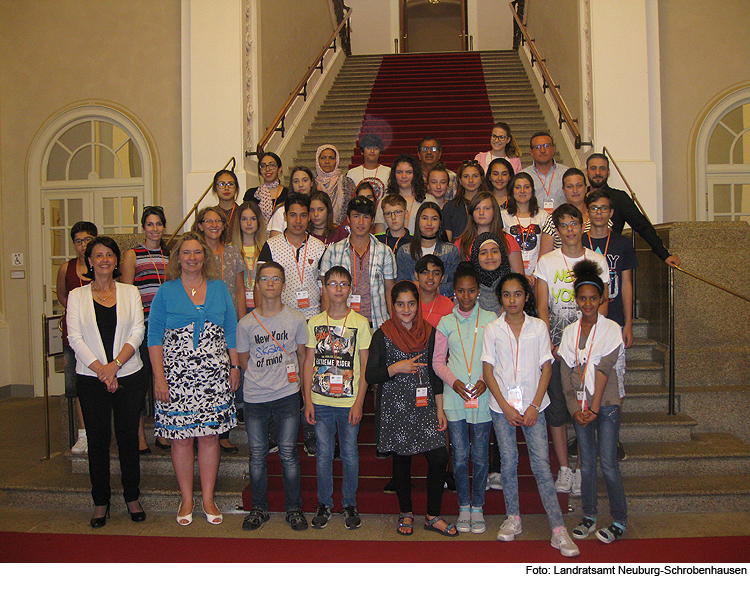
[148,278,237,349]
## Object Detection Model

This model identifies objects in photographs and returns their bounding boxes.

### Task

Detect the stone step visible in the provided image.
[624,360,664,386]
[624,337,660,361]
[618,412,696,443]
[621,385,676,413]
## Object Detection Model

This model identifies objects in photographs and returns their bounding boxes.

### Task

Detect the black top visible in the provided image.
[94,301,117,363]
[243,186,289,209]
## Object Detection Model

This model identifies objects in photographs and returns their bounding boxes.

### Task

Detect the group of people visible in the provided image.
[59,123,680,557]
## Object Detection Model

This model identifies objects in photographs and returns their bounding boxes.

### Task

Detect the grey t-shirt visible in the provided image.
[236,306,308,403]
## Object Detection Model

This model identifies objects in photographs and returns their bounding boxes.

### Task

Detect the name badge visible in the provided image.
[330,374,344,395]
[286,363,298,383]
[296,289,310,308]
[245,287,254,309]
[521,249,532,269]
[348,294,361,312]
[576,389,587,412]
[543,199,554,214]
[416,387,428,407]
[507,384,524,413]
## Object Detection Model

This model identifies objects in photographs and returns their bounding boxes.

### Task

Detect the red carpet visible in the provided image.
[1,531,748,563]
[350,53,495,169]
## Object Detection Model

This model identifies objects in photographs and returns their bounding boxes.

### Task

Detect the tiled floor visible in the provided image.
[2,396,750,543]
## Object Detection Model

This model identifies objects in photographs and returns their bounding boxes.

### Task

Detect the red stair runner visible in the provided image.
[347,52,496,171]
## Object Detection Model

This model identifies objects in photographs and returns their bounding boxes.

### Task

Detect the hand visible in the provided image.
[349,403,363,426]
[390,353,427,376]
[522,405,539,427]
[106,375,119,393]
[471,381,487,397]
[622,324,634,348]
[551,344,561,363]
[229,367,241,392]
[305,404,316,425]
[96,361,118,385]
[154,376,170,403]
[452,379,473,401]
[573,410,588,426]
[504,406,524,427]
[436,408,447,432]
[665,254,681,268]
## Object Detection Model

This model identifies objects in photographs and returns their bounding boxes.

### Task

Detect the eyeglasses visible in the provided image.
[326,281,351,288]
[420,146,439,153]
[200,218,222,225]
[351,197,374,206]
[258,276,282,283]
[557,221,580,230]
[73,236,94,246]
[383,210,405,218]
[461,159,480,166]
[259,163,278,171]
[491,134,508,141]
[531,143,554,150]
[588,205,611,213]
[216,181,236,188]
[143,205,164,213]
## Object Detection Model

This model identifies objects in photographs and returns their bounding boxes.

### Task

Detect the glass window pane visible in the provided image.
[49,199,63,227]
[58,122,90,153]
[68,199,83,225]
[115,138,142,179]
[708,124,734,164]
[735,184,750,213]
[94,121,114,150]
[120,196,137,226]
[102,198,117,226]
[713,184,731,212]
[69,146,92,180]
[50,230,65,257]
[47,143,70,181]
[722,105,744,134]
[731,131,749,165]
[94,145,116,179]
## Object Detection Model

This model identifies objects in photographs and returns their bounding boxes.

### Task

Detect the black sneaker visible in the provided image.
[237,408,245,425]
[617,441,627,461]
[242,508,270,531]
[286,509,308,531]
[375,449,391,459]
[444,470,457,492]
[567,436,578,457]
[304,437,317,457]
[343,506,361,529]
[383,478,397,494]
[311,504,332,529]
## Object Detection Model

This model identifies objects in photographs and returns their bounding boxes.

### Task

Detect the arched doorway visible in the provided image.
[27,104,153,396]
[401,0,467,53]
[695,87,750,222]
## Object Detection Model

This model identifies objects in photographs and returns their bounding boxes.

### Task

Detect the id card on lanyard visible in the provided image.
[251,311,297,384]
[575,321,598,413]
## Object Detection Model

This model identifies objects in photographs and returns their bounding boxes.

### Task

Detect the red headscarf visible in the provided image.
[380,282,433,353]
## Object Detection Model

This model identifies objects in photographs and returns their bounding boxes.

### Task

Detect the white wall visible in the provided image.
[469,0,514,51]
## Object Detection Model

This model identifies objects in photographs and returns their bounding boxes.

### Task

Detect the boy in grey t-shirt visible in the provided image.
[237,262,309,532]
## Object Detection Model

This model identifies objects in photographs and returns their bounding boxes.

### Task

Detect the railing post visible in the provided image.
[668,265,676,415]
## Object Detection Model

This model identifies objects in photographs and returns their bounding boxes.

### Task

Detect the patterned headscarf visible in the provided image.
[470,232,511,287]
[315,144,346,223]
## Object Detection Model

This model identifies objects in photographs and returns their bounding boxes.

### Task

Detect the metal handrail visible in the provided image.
[509,2,589,149]
[245,8,353,158]
[166,156,236,248]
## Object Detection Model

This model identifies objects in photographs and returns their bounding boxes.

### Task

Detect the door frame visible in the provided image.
[27,104,154,397]
[399,0,468,53]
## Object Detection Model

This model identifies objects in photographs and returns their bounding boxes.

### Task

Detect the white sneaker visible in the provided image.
[71,429,87,455]
[485,476,491,491]
[496,517,522,541]
[570,470,581,496]
[555,466,574,493]
[551,527,580,557]
[488,472,503,490]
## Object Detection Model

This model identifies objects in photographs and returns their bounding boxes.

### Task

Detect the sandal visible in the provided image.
[470,507,486,534]
[424,515,459,537]
[396,512,414,536]
[457,507,471,533]
[241,507,269,531]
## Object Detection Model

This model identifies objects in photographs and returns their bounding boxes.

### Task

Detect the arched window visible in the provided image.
[696,87,750,221]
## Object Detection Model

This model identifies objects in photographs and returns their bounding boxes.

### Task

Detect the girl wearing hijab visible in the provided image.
[470,232,524,314]
[315,144,355,226]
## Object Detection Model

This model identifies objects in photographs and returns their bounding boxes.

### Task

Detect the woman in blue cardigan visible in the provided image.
[148,232,241,526]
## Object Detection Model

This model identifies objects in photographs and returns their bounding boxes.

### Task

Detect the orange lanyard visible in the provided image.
[515,216,534,245]
[286,233,309,285]
[574,321,598,388]
[455,309,480,384]
[561,250,585,280]
[252,311,290,357]
[146,247,165,285]
[390,230,407,254]
[532,166,556,197]
[327,310,350,367]
[423,296,438,322]
[350,241,370,288]
[586,230,611,259]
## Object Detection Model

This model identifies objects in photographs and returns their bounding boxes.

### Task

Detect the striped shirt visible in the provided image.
[132,244,168,319]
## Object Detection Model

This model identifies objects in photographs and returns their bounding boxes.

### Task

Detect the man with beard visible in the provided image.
[418,137,458,202]
[586,154,680,267]
[523,132,569,215]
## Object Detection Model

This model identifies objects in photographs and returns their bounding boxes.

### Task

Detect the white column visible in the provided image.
[181,0,250,222]
[589,0,663,221]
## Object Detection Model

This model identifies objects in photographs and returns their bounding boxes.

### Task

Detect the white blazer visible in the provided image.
[67,282,145,377]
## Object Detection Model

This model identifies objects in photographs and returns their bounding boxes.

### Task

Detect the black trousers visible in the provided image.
[77,369,146,506]
[393,446,448,516]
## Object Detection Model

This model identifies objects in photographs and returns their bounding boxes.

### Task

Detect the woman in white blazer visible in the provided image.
[67,236,147,528]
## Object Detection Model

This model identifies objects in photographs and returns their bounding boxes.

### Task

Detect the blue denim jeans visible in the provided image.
[244,392,302,512]
[574,404,627,525]
[491,410,564,530]
[313,404,360,508]
[447,419,492,508]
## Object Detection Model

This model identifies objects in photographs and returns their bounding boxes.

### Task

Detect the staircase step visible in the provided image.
[619,412,697,443]
[625,338,660,361]
[624,360,664,386]
[621,385,676,413]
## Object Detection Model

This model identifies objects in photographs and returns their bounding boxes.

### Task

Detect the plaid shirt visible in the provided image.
[320,234,396,330]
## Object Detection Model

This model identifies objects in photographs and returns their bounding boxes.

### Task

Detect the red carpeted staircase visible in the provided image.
[242,390,568,515]
[348,52,497,170]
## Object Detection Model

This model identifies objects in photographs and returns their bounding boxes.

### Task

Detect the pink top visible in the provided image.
[474,151,522,174]
[433,307,473,386]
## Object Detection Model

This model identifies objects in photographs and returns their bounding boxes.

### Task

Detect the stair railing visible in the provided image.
[245,8,353,159]
[166,157,236,248]
[603,146,750,415]
[508,2,591,150]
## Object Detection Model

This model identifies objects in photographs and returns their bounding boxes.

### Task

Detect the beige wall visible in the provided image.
[0,0,182,390]
[524,0,581,124]
[257,0,336,130]
[658,0,750,221]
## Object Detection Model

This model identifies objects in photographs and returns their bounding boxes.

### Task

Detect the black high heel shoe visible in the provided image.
[126,500,146,523]
[90,503,110,528]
